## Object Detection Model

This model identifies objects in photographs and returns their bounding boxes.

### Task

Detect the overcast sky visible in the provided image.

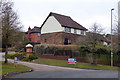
[13,0,119,34]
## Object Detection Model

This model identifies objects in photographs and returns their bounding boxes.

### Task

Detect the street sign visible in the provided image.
[68,58,76,64]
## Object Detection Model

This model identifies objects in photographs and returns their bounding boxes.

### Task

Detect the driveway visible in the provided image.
[7,59,118,78]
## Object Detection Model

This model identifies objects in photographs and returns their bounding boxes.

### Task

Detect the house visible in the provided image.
[26,26,41,43]
[40,12,87,45]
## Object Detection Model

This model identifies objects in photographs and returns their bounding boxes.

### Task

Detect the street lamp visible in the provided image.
[111,8,114,67]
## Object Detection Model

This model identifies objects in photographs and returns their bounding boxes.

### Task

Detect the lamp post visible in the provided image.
[111,8,114,67]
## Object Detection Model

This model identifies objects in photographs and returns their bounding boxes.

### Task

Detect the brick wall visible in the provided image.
[40,32,83,45]
[26,33,40,43]
[30,33,40,43]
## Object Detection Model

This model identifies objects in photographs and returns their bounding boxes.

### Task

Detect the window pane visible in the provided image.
[81,30,84,35]
[65,27,71,32]
[74,29,77,34]
[38,33,40,36]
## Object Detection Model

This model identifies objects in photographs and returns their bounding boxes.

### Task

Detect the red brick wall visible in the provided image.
[40,32,83,45]
[26,33,40,43]
[30,33,40,43]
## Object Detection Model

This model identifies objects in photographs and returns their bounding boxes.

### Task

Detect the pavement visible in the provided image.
[0,52,119,78]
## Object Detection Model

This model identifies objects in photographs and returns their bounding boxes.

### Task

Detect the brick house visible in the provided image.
[40,12,87,45]
[26,26,41,43]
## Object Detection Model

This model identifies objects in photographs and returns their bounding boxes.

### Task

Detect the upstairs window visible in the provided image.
[65,27,71,32]
[81,30,84,35]
[74,29,77,34]
[38,33,40,36]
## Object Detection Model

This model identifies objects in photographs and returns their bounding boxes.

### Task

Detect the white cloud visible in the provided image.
[14,0,119,3]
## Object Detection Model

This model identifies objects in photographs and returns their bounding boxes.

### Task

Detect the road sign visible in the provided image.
[68,58,76,64]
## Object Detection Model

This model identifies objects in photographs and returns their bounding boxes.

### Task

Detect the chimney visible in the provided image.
[28,26,31,41]
[28,26,31,31]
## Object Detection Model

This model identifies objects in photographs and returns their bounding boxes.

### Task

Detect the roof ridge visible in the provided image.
[50,12,71,18]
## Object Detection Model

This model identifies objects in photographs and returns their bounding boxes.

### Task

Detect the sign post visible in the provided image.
[14,57,18,66]
[68,58,76,64]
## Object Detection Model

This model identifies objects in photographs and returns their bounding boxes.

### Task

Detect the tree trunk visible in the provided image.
[91,41,97,65]
[92,52,96,65]
[4,45,8,64]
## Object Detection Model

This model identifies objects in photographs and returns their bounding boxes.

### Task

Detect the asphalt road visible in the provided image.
[0,53,118,78]
[9,60,118,78]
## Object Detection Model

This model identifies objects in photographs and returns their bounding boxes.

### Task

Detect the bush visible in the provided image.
[7,53,22,59]
[78,46,90,57]
[95,48,110,54]
[22,57,31,61]
[29,54,38,60]
[22,54,38,61]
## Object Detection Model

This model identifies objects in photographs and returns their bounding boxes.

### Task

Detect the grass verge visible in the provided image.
[33,58,118,70]
[0,61,31,76]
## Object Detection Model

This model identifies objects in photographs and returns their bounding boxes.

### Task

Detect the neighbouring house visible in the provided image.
[40,12,87,45]
[85,32,110,46]
[26,26,41,43]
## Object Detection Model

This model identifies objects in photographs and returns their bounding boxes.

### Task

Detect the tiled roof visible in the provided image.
[41,12,87,30]
[26,26,41,34]
[30,26,41,33]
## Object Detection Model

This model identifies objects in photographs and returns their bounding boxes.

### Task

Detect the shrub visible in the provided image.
[22,57,31,61]
[7,53,22,59]
[29,54,38,60]
[95,48,110,54]
[78,46,90,57]
[22,54,38,61]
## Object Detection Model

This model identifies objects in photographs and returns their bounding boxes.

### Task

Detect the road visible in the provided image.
[0,52,118,78]
[9,60,118,78]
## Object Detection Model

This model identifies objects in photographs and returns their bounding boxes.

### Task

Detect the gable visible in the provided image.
[41,16,63,34]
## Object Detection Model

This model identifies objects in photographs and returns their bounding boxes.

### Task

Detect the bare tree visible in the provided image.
[1,0,22,63]
[89,23,104,65]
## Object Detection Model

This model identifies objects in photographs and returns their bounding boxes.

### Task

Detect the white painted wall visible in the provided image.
[84,31,86,35]
[78,30,80,34]
[71,28,74,33]
[41,16,63,34]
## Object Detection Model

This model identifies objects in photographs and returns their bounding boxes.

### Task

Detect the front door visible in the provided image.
[64,38,69,45]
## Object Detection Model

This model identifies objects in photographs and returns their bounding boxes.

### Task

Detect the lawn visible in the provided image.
[0,61,31,76]
[33,58,119,70]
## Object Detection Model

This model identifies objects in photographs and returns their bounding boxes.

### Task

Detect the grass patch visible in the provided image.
[33,58,118,70]
[0,61,31,76]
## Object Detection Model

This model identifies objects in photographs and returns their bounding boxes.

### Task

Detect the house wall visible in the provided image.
[41,16,63,34]
[26,33,40,43]
[30,33,40,43]
[40,32,83,45]
[71,28,74,33]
